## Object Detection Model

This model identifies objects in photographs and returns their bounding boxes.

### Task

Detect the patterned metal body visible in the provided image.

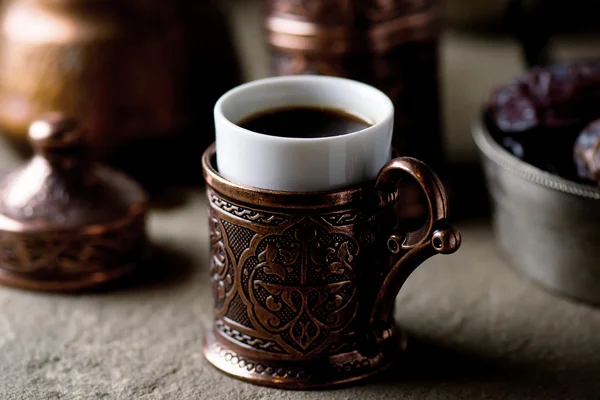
[201,144,460,388]
[0,114,148,291]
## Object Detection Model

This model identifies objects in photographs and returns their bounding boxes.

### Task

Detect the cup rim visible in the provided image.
[202,143,375,209]
[214,75,394,144]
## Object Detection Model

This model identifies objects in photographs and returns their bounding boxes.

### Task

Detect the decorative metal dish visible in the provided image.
[473,121,600,305]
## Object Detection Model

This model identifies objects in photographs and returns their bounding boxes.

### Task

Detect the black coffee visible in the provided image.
[238,106,372,138]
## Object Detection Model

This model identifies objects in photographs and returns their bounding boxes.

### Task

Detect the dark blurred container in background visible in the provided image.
[262,0,446,219]
[0,0,241,194]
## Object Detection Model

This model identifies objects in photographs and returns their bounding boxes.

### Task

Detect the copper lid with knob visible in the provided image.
[0,113,149,291]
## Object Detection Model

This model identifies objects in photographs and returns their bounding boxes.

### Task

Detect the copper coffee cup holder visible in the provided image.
[0,114,149,291]
[201,144,460,389]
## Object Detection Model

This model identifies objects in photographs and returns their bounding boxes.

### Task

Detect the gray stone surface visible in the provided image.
[0,192,599,399]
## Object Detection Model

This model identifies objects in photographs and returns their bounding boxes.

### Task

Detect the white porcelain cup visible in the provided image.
[214,75,394,192]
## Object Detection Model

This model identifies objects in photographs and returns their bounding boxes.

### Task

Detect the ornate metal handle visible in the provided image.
[370,157,461,337]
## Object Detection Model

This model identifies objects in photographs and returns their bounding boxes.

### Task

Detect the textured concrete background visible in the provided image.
[2,1,600,399]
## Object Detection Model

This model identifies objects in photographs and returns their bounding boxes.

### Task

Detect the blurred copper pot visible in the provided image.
[262,0,447,219]
[0,0,241,191]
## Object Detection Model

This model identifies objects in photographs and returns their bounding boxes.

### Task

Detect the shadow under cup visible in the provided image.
[201,144,460,389]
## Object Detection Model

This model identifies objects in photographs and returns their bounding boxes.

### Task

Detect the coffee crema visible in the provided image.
[238,106,373,139]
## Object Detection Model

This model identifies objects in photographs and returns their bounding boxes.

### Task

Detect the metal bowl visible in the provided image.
[473,121,600,305]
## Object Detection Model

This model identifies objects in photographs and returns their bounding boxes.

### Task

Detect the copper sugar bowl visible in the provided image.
[0,113,148,291]
[201,144,460,389]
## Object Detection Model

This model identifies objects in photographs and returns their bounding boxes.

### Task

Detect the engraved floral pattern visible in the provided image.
[241,218,358,354]
[209,215,234,312]
[0,215,145,275]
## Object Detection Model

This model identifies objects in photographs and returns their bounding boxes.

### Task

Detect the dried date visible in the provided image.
[487,60,600,133]
[484,60,600,182]
[574,119,600,184]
